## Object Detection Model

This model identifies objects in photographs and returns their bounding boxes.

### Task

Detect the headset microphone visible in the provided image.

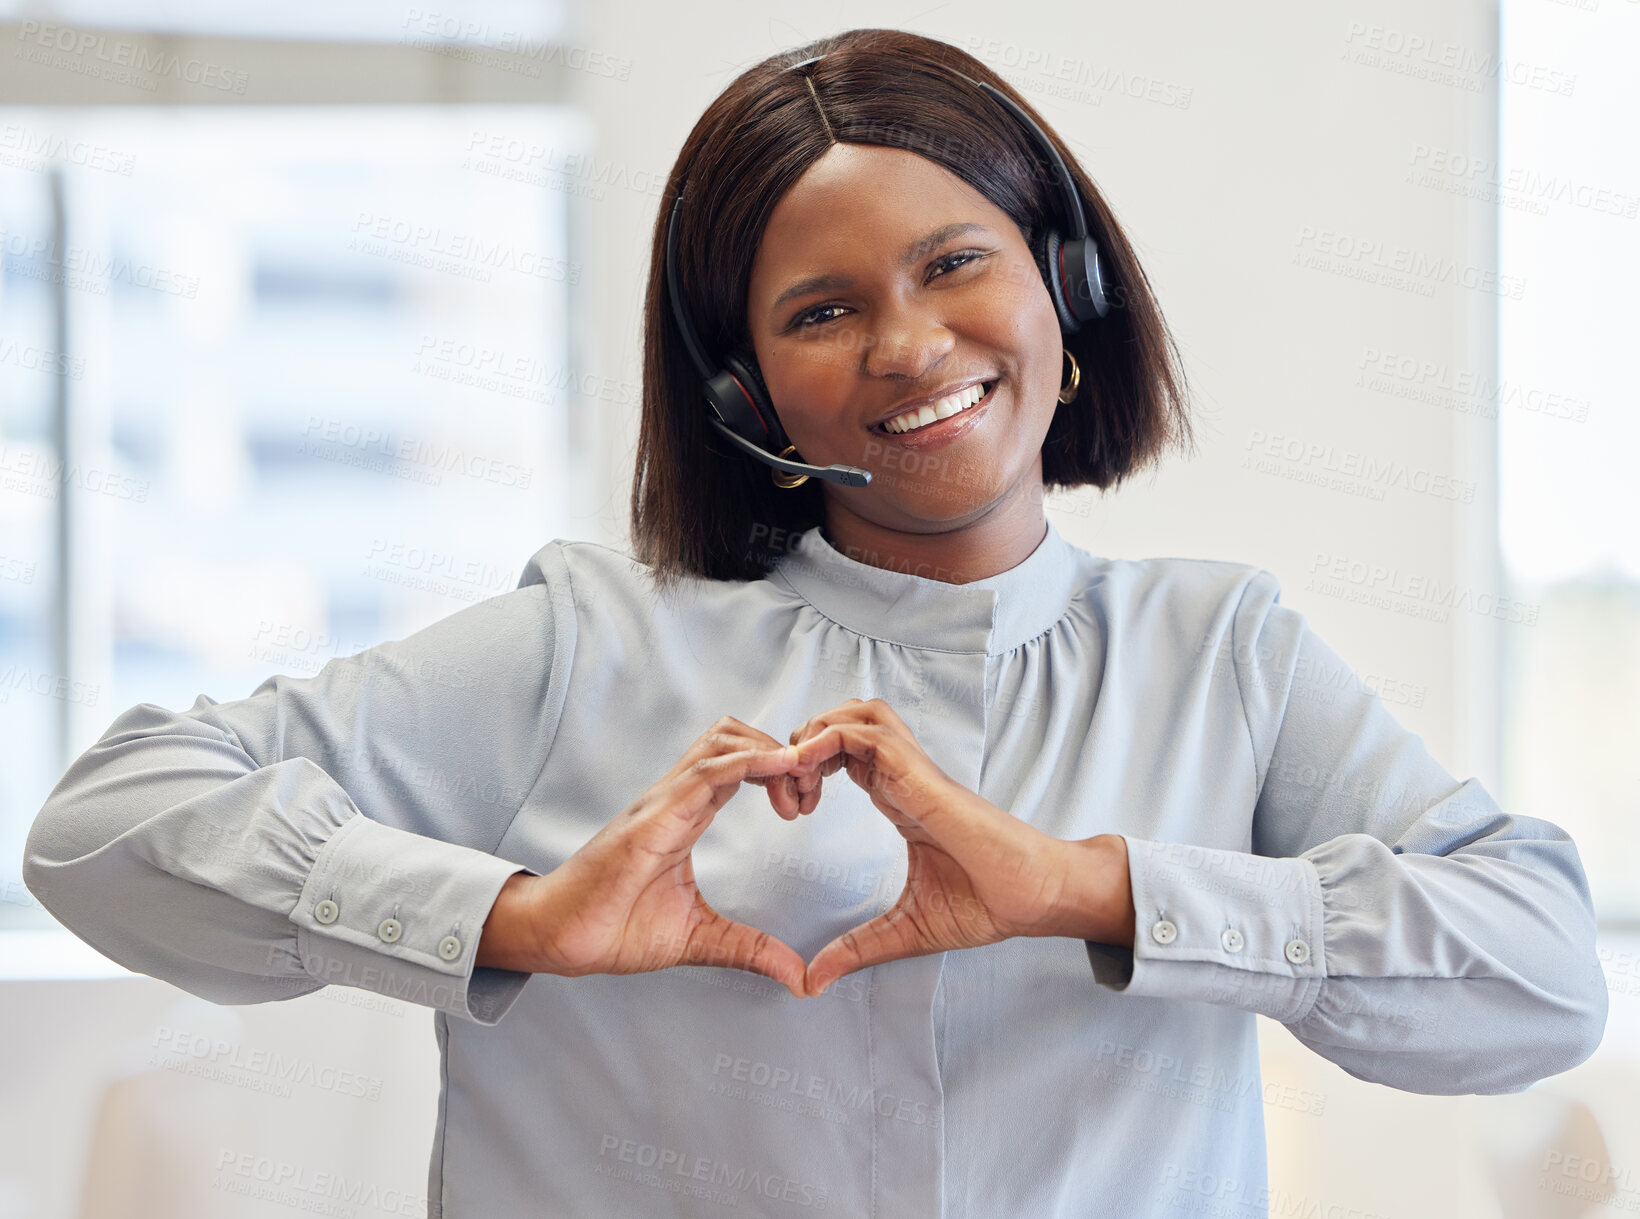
[662,54,1110,490]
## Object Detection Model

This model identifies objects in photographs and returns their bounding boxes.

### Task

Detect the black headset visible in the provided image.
[663,54,1112,489]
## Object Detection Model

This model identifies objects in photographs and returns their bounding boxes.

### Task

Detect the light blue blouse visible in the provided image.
[23,519,1607,1217]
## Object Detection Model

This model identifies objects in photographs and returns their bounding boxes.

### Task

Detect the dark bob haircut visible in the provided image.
[632,27,1195,591]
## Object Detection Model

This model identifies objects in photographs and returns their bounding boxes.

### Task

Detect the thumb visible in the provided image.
[803,911,917,998]
[686,908,807,999]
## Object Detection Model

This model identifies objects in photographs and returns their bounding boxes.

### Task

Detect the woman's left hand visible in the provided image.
[785,698,1136,998]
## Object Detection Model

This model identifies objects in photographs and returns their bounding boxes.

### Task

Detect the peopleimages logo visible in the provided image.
[0,123,136,175]
[151,1027,384,1100]
[399,11,632,80]
[213,1147,426,1218]
[0,663,99,707]
[1341,21,1577,97]
[1407,144,1640,220]
[1355,348,1591,423]
[1242,429,1476,503]
[708,1051,934,1127]
[14,21,249,93]
[1293,225,1526,299]
[348,211,580,285]
[957,35,1194,109]
[0,228,200,298]
[595,1133,831,1210]
[297,416,533,490]
[1304,552,1539,626]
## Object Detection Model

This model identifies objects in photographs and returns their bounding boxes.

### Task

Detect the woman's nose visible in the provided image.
[861,306,956,381]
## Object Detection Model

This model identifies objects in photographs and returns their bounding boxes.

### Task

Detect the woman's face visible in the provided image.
[744,143,1064,531]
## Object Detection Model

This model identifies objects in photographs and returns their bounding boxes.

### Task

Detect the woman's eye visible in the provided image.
[928,250,984,279]
[793,303,848,329]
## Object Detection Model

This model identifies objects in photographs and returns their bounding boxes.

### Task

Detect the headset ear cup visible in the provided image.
[1036,228,1078,333]
[724,351,785,448]
[1059,236,1109,323]
[741,352,771,405]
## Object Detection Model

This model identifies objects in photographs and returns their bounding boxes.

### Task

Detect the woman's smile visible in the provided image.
[868,378,999,451]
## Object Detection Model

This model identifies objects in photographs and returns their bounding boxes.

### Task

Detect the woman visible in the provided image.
[24,28,1606,1218]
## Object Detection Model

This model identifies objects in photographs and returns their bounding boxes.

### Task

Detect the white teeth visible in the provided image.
[883,382,988,434]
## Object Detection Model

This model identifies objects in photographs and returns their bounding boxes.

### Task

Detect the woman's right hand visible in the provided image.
[476,717,814,998]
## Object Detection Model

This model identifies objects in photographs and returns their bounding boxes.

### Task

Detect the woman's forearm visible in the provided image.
[1054,834,1137,948]
[476,871,549,972]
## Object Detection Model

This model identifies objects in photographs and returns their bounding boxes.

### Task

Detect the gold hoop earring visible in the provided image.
[1058,348,1081,405]
[772,445,810,489]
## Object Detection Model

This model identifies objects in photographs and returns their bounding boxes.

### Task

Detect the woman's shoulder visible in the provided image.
[516,535,638,593]
[1073,550,1299,664]
[513,536,785,620]
[1083,549,1280,614]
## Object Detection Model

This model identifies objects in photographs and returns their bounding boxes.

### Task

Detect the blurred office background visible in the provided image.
[0,1,1635,1216]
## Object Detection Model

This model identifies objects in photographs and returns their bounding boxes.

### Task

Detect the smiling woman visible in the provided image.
[22,22,1608,1219]
[634,27,1195,586]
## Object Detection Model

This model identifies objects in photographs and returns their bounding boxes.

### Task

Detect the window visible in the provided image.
[1497,3,1639,927]
[0,105,589,930]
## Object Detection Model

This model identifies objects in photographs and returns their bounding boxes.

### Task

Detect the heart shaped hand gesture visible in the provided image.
[784,698,1135,998]
[479,703,1133,1001]
[488,717,813,997]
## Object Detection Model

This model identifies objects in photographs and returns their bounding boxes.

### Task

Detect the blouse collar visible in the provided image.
[768,517,1083,655]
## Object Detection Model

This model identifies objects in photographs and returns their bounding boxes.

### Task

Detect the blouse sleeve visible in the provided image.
[21,544,577,1026]
[1083,568,1608,1094]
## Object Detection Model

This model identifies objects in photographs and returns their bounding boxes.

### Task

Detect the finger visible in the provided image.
[795,724,955,830]
[802,907,925,998]
[787,735,865,810]
[684,910,808,999]
[746,768,803,820]
[790,722,882,781]
[796,772,825,816]
[778,766,818,817]
[788,698,871,750]
[793,750,846,783]
[741,736,822,820]
[764,767,821,818]
[859,696,910,733]
[678,745,802,825]
[721,743,803,778]
[777,707,884,816]
[767,772,801,821]
[682,720,797,777]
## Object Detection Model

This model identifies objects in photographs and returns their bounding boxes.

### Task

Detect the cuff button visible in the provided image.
[1220,928,1245,953]
[438,934,463,961]
[314,899,339,925]
[1150,919,1178,945]
[1284,938,1310,964]
[377,918,402,943]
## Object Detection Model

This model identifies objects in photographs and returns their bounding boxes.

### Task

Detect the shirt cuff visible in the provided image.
[1084,836,1326,1023]
[288,813,538,1025]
